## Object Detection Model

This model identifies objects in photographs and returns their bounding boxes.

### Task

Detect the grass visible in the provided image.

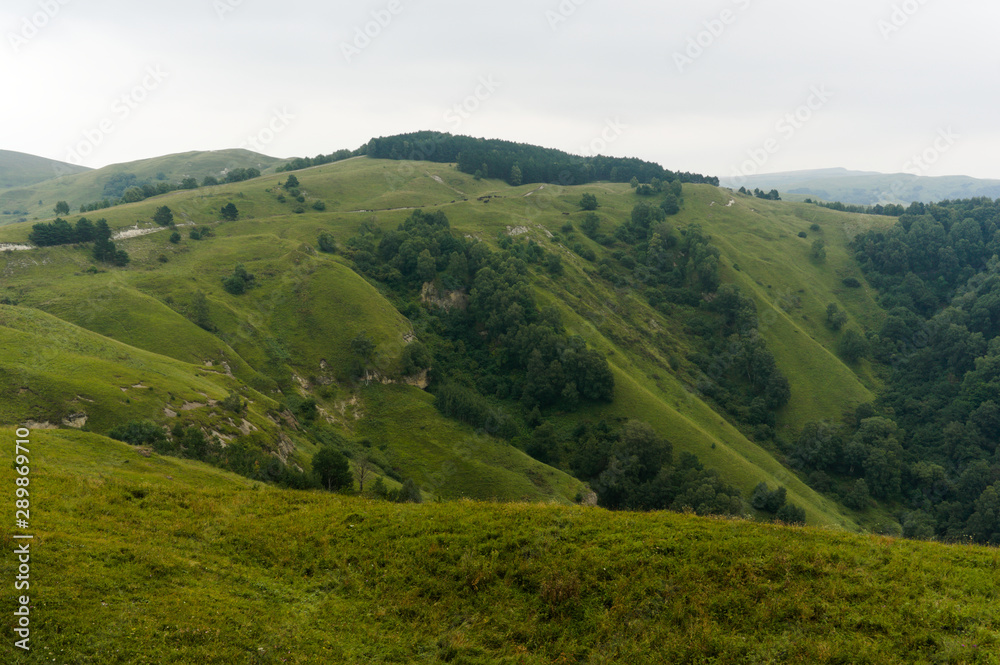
[2,427,1000,664]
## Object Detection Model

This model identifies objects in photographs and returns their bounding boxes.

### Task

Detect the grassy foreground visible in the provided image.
[2,429,999,664]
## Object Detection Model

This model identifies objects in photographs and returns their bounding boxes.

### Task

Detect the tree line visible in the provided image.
[365,131,719,188]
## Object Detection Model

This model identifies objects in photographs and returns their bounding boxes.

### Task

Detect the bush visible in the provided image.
[312,200,326,211]
[317,232,337,253]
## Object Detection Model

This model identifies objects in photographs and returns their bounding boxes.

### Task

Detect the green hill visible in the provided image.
[0,149,90,191]
[2,426,998,664]
[0,149,282,223]
[0,156,894,529]
[6,146,1000,661]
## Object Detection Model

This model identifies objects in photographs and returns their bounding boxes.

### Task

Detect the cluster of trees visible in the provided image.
[365,131,719,188]
[809,199,908,217]
[793,196,1000,542]
[737,186,781,200]
[689,286,791,435]
[275,148,359,173]
[222,263,255,295]
[566,419,747,516]
[77,169,259,213]
[345,209,614,435]
[28,217,129,265]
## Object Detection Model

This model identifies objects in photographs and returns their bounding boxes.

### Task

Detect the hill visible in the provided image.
[0,149,283,223]
[0,154,895,529]
[2,426,999,664]
[720,167,1000,205]
[0,149,90,190]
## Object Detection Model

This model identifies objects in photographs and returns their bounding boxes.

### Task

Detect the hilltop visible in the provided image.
[0,149,283,222]
[0,149,90,190]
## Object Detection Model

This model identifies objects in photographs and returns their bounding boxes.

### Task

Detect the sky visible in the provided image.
[2,0,999,181]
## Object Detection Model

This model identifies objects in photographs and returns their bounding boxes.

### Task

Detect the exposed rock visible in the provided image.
[420,282,468,311]
[62,413,88,429]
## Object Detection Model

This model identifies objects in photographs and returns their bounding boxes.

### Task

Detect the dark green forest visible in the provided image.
[790,196,1000,542]
[366,131,720,188]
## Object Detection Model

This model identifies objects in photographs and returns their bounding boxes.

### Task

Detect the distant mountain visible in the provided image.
[0,149,90,189]
[0,149,283,222]
[720,168,1000,205]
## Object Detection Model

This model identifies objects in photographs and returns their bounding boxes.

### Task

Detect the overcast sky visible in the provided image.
[2,0,998,180]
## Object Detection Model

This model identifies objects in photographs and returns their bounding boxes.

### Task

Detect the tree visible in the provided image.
[189,291,212,330]
[312,446,353,491]
[353,455,374,494]
[838,329,868,364]
[826,303,848,330]
[312,200,326,211]
[660,193,680,216]
[546,253,563,275]
[350,331,377,378]
[153,205,173,226]
[284,174,299,189]
[180,177,198,190]
[580,193,598,211]
[220,203,239,221]
[509,164,523,186]
[169,231,181,244]
[54,200,69,216]
[202,175,219,186]
[810,239,827,262]
[580,213,600,238]
[396,478,422,503]
[222,263,254,295]
[317,232,337,253]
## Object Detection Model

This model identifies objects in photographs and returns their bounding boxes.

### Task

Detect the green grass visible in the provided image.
[3,427,1000,664]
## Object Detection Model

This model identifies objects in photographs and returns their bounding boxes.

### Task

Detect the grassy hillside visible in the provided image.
[2,427,999,664]
[0,150,90,190]
[0,149,282,222]
[0,156,899,527]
